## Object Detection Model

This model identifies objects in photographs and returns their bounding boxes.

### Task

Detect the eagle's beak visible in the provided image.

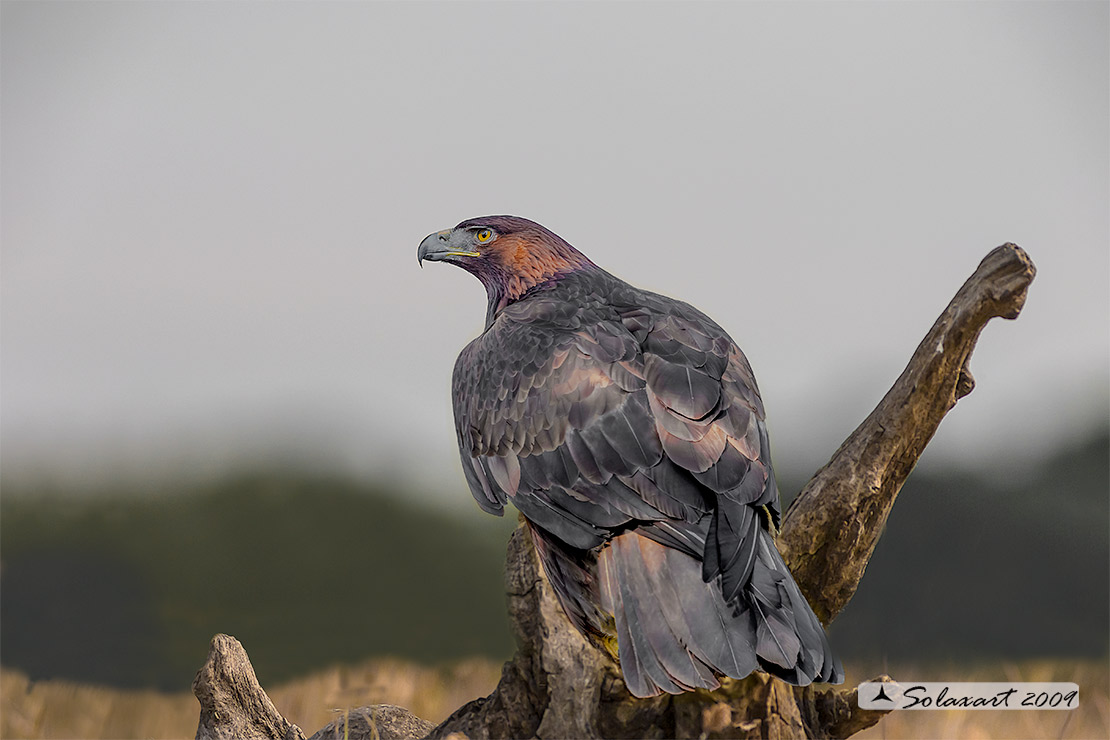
[418,229,479,267]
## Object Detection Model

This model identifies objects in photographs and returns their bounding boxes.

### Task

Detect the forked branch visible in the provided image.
[779,243,1036,623]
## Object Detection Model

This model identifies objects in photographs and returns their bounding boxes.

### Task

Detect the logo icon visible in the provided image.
[871,684,895,703]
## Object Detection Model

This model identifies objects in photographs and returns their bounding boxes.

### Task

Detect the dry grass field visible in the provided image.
[2,658,1106,739]
[0,656,501,740]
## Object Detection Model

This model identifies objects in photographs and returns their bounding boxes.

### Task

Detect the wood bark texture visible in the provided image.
[778,243,1036,623]
[193,244,1034,740]
[193,634,306,740]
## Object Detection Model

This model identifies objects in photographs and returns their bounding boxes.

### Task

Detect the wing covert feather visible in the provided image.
[452,281,781,601]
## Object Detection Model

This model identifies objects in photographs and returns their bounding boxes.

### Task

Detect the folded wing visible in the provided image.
[452,288,842,695]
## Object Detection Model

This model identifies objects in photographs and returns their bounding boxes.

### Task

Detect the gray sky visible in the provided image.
[2,1,1107,503]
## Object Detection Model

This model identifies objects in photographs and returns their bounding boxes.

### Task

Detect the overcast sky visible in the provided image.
[2,1,1107,503]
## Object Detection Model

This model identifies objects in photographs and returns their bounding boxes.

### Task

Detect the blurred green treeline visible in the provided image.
[1,473,517,691]
[1,427,1106,692]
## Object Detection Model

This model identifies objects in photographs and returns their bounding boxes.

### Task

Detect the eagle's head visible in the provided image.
[417,216,595,316]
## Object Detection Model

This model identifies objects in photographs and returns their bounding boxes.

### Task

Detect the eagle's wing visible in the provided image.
[452,291,840,695]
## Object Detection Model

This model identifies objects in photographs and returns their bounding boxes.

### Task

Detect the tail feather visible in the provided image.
[600,535,717,694]
[599,524,840,697]
[616,538,714,690]
[638,534,756,680]
[611,598,651,696]
[753,530,845,684]
[743,529,843,684]
[719,500,761,602]
[533,516,841,698]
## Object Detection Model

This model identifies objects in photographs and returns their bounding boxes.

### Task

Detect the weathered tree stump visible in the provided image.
[425,523,894,739]
[193,634,306,740]
[193,244,1035,740]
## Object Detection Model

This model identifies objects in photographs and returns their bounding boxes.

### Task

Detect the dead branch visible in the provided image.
[778,243,1036,623]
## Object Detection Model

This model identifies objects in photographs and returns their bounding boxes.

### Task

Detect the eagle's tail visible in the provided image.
[742,526,844,687]
[590,526,843,698]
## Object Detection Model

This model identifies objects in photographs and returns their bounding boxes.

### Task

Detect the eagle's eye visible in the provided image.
[475,228,495,244]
